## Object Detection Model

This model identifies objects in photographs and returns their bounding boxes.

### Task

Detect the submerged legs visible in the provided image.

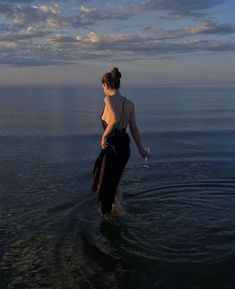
[111,182,126,216]
[116,183,123,202]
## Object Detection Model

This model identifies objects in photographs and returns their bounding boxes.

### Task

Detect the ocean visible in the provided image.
[0,85,235,289]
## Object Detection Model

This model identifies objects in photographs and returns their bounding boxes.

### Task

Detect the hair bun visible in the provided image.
[111,67,122,80]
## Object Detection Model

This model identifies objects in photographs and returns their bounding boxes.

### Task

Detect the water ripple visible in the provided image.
[1,180,235,288]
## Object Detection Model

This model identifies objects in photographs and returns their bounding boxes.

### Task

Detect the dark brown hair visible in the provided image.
[101,67,122,89]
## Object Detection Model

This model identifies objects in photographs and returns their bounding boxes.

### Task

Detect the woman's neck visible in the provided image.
[108,89,119,96]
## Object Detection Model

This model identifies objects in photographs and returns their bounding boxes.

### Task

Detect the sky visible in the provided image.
[0,0,235,86]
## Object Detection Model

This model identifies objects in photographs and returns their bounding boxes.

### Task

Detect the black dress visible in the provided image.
[92,97,130,215]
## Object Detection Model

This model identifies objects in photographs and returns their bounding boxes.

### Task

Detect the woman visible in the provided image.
[92,67,149,216]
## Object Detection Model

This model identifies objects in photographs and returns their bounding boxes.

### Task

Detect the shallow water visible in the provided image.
[0,85,235,289]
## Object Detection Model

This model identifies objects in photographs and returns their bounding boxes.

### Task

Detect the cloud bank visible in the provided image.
[0,0,234,66]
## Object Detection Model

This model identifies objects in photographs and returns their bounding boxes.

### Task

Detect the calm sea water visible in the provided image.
[0,85,235,289]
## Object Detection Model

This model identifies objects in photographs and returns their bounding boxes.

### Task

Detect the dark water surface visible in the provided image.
[0,85,235,289]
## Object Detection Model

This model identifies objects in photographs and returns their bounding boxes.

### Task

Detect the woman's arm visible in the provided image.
[101,96,118,149]
[129,104,149,158]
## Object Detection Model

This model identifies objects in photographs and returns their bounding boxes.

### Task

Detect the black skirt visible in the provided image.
[92,128,130,214]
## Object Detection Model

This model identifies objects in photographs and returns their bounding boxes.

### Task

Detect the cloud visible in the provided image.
[68,5,111,27]
[0,39,68,67]
[46,17,69,28]
[7,4,62,24]
[80,6,95,14]
[0,1,234,67]
[189,21,235,35]
[160,0,222,17]
[35,4,61,15]
[47,31,145,50]
[1,2,69,29]
[117,0,223,18]
[0,41,19,49]
[1,27,51,41]
[2,1,223,32]
[64,1,225,27]
[1,3,107,29]
[47,30,235,61]
[1,29,235,67]
[0,1,225,32]
[152,21,235,40]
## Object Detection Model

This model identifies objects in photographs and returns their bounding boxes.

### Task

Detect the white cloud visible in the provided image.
[81,31,132,44]
[0,41,19,49]
[80,6,95,14]
[36,4,61,15]
[0,27,51,41]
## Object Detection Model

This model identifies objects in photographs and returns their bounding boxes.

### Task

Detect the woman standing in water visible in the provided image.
[92,67,149,216]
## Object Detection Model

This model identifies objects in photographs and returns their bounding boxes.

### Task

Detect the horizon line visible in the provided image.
[0,82,235,88]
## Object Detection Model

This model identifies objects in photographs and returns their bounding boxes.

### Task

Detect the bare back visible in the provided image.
[101,95,134,129]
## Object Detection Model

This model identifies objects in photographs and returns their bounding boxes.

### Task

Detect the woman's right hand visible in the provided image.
[139,147,150,159]
[101,136,108,150]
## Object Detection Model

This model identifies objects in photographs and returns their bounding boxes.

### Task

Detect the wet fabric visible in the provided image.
[92,97,130,214]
